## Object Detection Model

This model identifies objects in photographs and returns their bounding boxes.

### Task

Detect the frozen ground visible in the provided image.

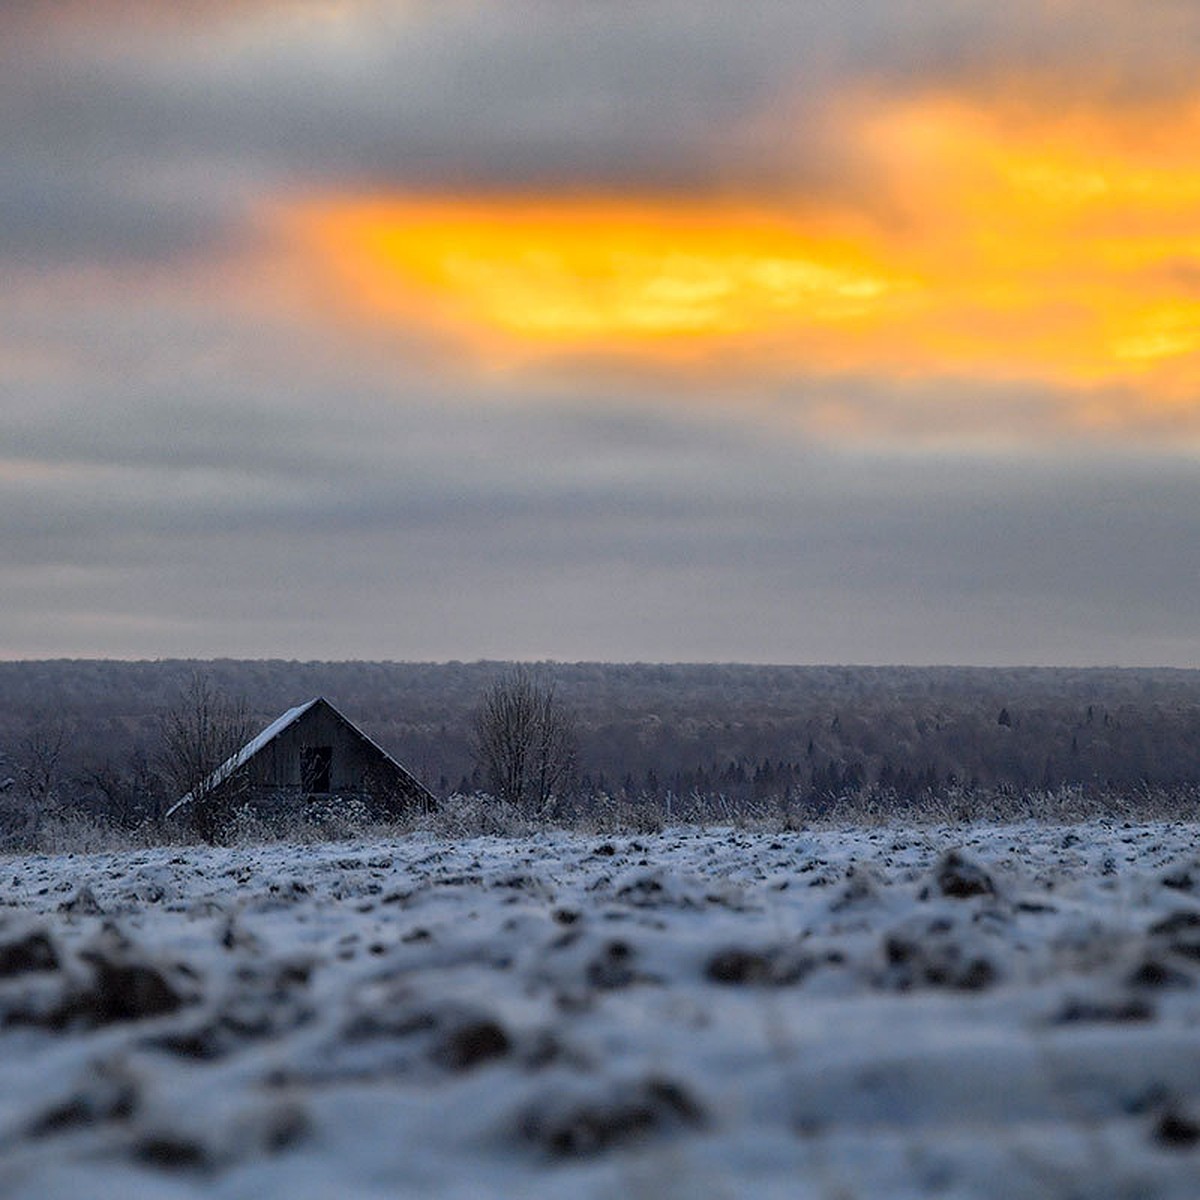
[2,820,1200,1198]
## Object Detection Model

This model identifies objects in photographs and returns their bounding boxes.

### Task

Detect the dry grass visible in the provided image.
[6,782,1199,856]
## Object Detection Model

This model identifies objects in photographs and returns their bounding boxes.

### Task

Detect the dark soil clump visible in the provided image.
[519,1076,705,1157]
[0,928,59,977]
[936,852,995,899]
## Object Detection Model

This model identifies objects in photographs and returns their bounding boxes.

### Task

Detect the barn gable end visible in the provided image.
[165,697,434,822]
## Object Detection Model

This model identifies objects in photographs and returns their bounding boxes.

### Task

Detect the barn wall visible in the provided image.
[246,705,385,794]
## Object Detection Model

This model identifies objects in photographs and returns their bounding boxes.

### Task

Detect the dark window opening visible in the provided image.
[301,746,332,794]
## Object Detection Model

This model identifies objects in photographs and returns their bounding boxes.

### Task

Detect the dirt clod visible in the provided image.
[0,929,59,977]
[134,1134,210,1172]
[433,1017,511,1071]
[519,1076,705,1157]
[1153,1107,1200,1149]
[58,887,104,917]
[1051,996,1155,1025]
[936,852,994,899]
[706,947,774,985]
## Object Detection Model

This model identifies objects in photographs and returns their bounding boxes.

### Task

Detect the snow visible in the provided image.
[2,820,1200,1197]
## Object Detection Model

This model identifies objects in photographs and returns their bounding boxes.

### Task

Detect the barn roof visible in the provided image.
[164,696,432,816]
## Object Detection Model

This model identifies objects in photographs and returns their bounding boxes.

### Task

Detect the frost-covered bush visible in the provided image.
[407,793,534,839]
[227,803,277,846]
[302,796,373,841]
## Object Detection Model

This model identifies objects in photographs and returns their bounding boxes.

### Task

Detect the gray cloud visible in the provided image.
[6,1,1200,264]
[4,311,1199,665]
[6,441,1199,665]
[4,1,1200,664]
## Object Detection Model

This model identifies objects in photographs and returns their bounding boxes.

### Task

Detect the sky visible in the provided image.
[3,0,1199,666]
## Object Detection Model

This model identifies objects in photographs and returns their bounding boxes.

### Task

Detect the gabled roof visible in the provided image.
[165,696,432,817]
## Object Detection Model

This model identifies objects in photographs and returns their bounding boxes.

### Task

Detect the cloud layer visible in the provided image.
[3,1,1199,663]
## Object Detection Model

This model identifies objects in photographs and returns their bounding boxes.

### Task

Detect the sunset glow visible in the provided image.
[286,93,1200,417]
[8,0,1200,664]
[284,198,907,358]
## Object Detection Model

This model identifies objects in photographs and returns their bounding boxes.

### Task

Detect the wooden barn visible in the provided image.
[165,697,435,826]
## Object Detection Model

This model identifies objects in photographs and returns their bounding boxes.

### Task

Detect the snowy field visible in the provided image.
[2,821,1200,1198]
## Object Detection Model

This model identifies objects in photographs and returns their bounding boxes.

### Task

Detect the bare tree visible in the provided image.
[86,750,163,829]
[0,713,68,848]
[157,673,253,843]
[472,668,577,816]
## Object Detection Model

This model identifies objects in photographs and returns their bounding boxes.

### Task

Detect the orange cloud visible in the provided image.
[857,94,1200,389]
[279,89,1200,434]
[281,196,913,368]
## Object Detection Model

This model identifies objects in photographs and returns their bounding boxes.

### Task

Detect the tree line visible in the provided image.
[3,659,1200,845]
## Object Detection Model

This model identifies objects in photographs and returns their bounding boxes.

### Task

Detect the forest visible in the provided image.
[3,659,1200,846]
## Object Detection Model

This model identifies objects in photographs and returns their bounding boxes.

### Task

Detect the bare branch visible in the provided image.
[156,673,253,843]
[1,711,70,847]
[472,668,577,816]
